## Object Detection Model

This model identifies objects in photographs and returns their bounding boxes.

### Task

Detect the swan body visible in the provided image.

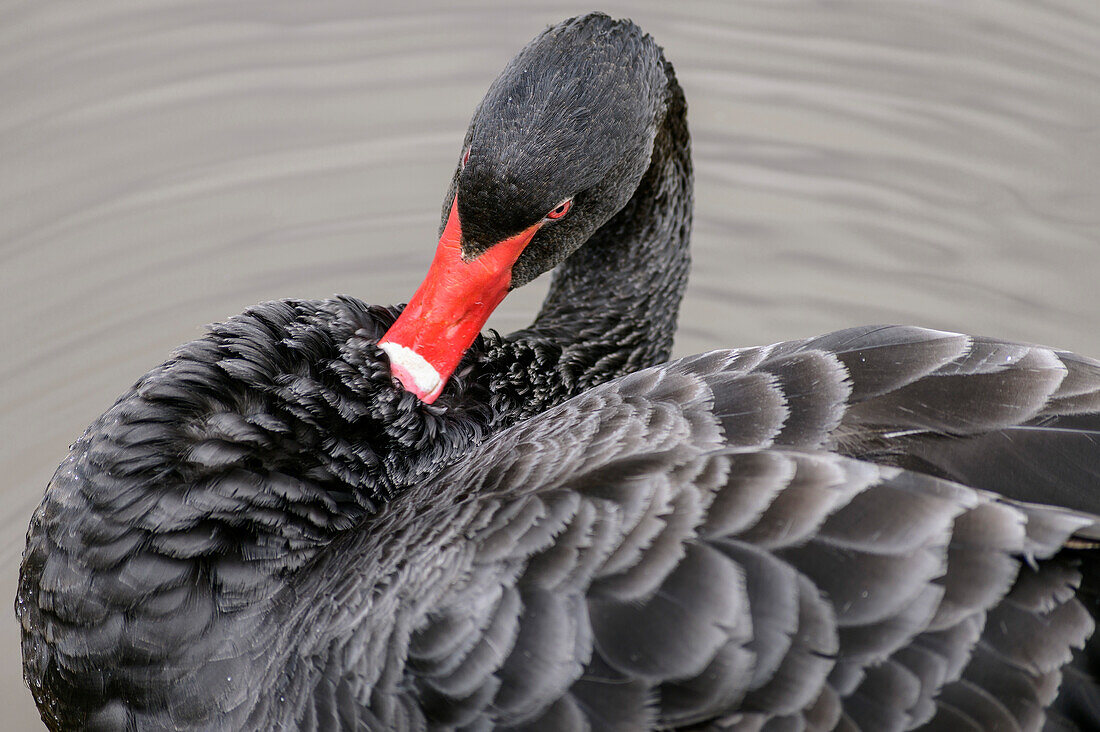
[18,13,1100,731]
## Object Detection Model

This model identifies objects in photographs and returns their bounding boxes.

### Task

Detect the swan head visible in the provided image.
[381,13,673,402]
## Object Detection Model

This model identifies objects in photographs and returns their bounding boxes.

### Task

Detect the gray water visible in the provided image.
[3,1,1099,726]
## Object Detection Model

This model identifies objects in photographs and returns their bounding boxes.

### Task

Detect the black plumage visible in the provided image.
[17,12,1100,731]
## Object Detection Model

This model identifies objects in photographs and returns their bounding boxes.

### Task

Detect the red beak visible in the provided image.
[379,196,542,403]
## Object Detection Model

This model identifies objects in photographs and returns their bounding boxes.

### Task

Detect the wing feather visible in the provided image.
[295,326,1100,729]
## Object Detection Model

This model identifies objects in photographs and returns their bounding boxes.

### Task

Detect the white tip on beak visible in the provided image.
[379,341,443,401]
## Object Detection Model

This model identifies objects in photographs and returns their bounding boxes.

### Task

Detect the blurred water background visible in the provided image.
[3,1,1099,725]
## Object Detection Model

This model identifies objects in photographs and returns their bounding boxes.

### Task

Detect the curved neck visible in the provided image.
[518,65,692,386]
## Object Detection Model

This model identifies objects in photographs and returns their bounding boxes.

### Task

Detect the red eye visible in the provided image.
[545,199,572,220]
[462,147,471,168]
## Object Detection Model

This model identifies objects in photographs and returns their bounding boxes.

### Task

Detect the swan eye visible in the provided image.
[545,199,572,220]
[462,147,471,169]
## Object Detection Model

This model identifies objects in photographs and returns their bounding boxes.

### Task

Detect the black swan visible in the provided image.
[18,12,1100,731]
